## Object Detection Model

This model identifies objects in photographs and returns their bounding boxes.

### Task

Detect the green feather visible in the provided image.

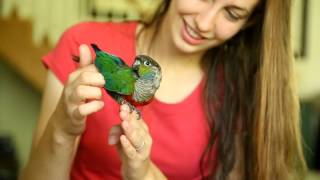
[92,44,136,95]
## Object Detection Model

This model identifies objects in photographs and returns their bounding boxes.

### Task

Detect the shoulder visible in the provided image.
[42,21,138,84]
[59,21,138,64]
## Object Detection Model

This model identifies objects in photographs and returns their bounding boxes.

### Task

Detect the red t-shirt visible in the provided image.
[42,21,217,180]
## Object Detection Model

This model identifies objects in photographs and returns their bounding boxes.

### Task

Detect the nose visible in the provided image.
[194,6,217,33]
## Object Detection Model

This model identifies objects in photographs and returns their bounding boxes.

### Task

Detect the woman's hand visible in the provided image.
[20,44,106,180]
[53,44,105,138]
[108,104,153,180]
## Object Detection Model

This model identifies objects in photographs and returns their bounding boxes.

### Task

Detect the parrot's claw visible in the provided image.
[128,104,141,120]
[121,101,141,120]
[134,109,141,120]
[124,102,135,113]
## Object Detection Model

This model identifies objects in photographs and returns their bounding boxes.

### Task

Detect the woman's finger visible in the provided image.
[120,135,138,159]
[121,120,144,148]
[120,110,149,153]
[140,121,149,132]
[79,44,92,67]
[73,100,104,119]
[75,71,105,87]
[67,64,100,83]
[69,85,103,103]
[120,105,148,132]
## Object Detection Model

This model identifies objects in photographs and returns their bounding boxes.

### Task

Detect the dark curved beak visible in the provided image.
[132,60,140,77]
[132,58,141,73]
[132,65,139,72]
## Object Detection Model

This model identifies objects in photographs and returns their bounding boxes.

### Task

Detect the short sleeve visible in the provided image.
[41,21,137,85]
[42,25,80,84]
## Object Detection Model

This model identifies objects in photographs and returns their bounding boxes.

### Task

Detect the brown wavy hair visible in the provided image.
[140,0,307,179]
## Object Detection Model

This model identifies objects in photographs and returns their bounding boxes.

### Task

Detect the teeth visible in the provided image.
[186,24,202,39]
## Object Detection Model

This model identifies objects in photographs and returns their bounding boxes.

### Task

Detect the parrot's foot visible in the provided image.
[127,103,141,120]
[120,101,141,120]
[134,109,141,120]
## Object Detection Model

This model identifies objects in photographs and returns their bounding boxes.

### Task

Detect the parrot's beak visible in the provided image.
[133,66,139,76]
[132,60,140,77]
[133,59,141,67]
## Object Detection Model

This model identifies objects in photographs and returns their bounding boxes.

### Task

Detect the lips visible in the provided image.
[185,21,203,39]
[181,19,206,45]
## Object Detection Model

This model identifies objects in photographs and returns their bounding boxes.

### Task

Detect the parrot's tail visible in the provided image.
[91,43,101,53]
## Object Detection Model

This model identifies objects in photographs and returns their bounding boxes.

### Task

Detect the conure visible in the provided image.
[73,44,162,117]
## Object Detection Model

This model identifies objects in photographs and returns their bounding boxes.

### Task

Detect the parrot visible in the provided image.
[72,44,162,117]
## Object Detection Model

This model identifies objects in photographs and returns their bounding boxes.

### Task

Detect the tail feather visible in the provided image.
[91,43,101,53]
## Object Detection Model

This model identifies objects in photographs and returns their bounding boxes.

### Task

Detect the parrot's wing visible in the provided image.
[95,53,129,74]
[108,54,126,66]
[96,51,127,67]
[103,68,136,95]
[94,52,135,95]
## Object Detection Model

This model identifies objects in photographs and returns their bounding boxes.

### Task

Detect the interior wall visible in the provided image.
[0,60,40,169]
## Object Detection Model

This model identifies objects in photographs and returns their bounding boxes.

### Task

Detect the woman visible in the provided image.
[20,0,307,179]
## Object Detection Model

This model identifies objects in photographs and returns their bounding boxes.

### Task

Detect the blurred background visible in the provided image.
[0,0,319,179]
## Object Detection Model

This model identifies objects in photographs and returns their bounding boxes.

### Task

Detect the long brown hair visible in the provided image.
[141,0,307,179]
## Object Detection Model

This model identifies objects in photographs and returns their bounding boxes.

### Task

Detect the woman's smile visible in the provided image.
[181,18,206,45]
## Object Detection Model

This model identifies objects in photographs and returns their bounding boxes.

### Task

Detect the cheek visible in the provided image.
[214,19,244,42]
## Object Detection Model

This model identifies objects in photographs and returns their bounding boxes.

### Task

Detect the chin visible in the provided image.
[176,44,203,54]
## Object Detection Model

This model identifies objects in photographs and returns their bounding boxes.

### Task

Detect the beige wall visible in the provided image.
[0,61,40,169]
[295,0,320,101]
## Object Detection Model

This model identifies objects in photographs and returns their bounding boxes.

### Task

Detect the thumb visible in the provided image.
[79,44,92,68]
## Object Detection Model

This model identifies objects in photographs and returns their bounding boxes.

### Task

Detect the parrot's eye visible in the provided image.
[144,60,151,66]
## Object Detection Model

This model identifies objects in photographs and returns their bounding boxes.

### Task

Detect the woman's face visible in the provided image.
[163,0,259,54]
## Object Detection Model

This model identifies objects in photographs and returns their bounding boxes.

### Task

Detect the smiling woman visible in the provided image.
[156,0,260,54]
[138,0,307,179]
[20,0,307,180]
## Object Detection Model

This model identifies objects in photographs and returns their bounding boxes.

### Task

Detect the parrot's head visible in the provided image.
[132,55,162,89]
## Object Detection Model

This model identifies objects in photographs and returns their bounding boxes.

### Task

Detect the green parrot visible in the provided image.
[77,44,162,116]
